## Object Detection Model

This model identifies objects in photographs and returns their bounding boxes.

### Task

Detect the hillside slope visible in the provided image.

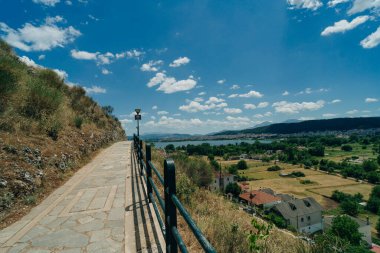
[0,40,125,226]
[214,117,380,135]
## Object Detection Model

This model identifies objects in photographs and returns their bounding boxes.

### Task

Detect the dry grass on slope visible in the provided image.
[0,40,125,227]
[151,149,304,253]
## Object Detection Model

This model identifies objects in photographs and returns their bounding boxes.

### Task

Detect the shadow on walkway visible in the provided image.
[129,145,163,253]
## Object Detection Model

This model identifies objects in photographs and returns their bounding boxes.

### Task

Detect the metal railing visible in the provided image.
[133,134,216,253]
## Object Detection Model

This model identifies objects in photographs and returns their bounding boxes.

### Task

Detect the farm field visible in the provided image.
[324,143,376,162]
[222,160,374,210]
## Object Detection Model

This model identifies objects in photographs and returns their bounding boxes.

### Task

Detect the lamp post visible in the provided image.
[135,108,141,137]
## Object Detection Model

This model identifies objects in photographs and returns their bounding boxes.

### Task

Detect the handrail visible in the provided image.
[132,134,216,253]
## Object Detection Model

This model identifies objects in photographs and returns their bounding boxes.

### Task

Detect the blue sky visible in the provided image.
[1,0,380,134]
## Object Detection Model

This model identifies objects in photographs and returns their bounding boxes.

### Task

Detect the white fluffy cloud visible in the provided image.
[101,68,112,75]
[323,113,337,117]
[365,97,378,103]
[224,108,242,114]
[230,84,240,90]
[152,105,158,110]
[169,56,190,67]
[282,91,290,96]
[157,110,169,115]
[217,79,226,84]
[179,97,227,113]
[348,0,380,15]
[229,90,263,98]
[330,99,342,104]
[70,49,132,65]
[321,16,370,36]
[140,60,163,72]
[244,104,256,109]
[346,109,359,114]
[287,0,323,10]
[0,20,80,52]
[83,85,106,94]
[32,0,60,6]
[272,100,325,114]
[147,72,197,94]
[328,0,349,7]
[70,49,98,60]
[360,26,380,49]
[257,102,269,108]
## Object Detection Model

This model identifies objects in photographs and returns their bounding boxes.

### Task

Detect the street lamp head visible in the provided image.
[135,108,141,114]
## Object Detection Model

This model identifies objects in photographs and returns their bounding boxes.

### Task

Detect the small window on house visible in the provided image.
[227,178,229,181]
[307,216,311,221]
[301,218,304,222]
[215,180,217,183]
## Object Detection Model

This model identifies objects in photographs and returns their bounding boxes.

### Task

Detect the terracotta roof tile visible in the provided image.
[239,190,281,205]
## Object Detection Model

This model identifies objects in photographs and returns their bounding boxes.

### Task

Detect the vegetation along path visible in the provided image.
[0,141,164,253]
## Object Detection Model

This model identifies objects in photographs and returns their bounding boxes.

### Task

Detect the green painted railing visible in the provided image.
[133,134,216,253]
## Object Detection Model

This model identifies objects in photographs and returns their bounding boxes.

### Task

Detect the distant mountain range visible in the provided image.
[214,117,380,136]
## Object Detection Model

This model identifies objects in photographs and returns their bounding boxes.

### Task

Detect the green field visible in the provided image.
[324,143,376,162]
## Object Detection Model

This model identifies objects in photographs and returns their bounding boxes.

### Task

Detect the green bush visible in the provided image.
[341,145,353,152]
[74,116,83,129]
[290,171,305,177]
[300,179,314,185]
[237,160,248,170]
[45,117,62,141]
[225,182,241,197]
[37,69,65,89]
[0,192,14,211]
[23,195,37,205]
[267,165,281,171]
[23,79,63,119]
[0,59,17,112]
[0,39,12,53]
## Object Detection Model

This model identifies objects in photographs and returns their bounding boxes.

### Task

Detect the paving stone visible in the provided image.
[31,229,89,248]
[78,216,95,225]
[105,219,124,229]
[111,227,124,242]
[6,243,29,253]
[58,248,82,253]
[108,208,124,221]
[89,229,111,242]
[72,219,104,233]
[25,249,51,253]
[19,225,51,242]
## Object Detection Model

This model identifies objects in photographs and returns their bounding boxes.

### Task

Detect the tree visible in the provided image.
[341,145,353,152]
[228,165,238,175]
[330,215,362,245]
[377,155,380,166]
[309,144,325,157]
[209,159,220,171]
[165,144,175,153]
[367,186,380,213]
[341,200,360,217]
[225,182,241,197]
[376,216,380,236]
[363,160,378,172]
[237,160,248,170]
[366,171,380,184]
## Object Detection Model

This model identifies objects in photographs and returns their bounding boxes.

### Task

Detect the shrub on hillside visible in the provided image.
[341,145,353,152]
[225,182,241,197]
[37,69,65,90]
[74,116,83,129]
[0,59,18,112]
[237,160,248,170]
[23,79,63,119]
[267,165,281,171]
[290,171,305,177]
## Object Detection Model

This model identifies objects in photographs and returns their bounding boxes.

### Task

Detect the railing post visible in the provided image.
[139,139,143,175]
[146,144,152,203]
[164,159,178,253]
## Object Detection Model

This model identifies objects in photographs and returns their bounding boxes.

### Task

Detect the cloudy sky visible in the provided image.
[1,0,380,135]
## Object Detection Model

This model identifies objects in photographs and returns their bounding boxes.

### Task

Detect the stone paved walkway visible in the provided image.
[0,141,164,253]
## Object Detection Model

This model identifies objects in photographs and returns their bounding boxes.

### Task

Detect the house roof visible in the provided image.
[371,244,380,253]
[273,197,323,218]
[239,190,281,205]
